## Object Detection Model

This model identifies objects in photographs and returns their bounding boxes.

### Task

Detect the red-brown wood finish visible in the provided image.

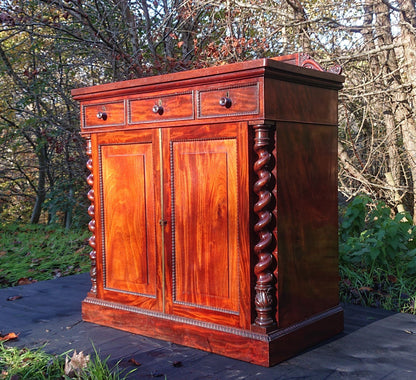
[101,143,157,294]
[72,53,344,367]
[129,92,194,124]
[171,138,238,311]
[83,101,125,128]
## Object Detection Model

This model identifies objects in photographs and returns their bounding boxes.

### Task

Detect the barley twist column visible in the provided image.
[253,123,276,330]
[85,136,97,295]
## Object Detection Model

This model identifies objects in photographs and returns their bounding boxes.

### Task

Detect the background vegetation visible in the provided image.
[339,196,416,313]
[2,0,416,224]
[2,0,416,313]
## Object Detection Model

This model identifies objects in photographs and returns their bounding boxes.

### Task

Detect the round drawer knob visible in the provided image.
[96,111,107,120]
[152,104,164,115]
[219,97,232,108]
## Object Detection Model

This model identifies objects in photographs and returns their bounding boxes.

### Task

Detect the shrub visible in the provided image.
[339,195,416,313]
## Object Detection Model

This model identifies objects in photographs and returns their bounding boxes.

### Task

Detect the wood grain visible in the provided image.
[94,130,162,311]
[82,298,343,367]
[264,79,339,125]
[83,101,125,128]
[171,138,239,312]
[129,92,193,124]
[101,143,157,296]
[197,83,259,118]
[74,53,344,366]
[276,122,340,328]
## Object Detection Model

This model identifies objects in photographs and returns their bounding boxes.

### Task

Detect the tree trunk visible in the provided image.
[398,0,416,219]
[372,1,406,211]
[64,186,74,229]
[30,144,48,224]
[338,142,374,194]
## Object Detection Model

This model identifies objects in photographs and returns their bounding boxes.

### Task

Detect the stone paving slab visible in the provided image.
[1,273,415,379]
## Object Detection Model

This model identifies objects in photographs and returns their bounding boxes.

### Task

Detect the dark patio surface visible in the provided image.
[1,272,416,379]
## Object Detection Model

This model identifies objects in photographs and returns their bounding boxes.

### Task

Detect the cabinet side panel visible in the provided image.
[171,138,239,313]
[100,143,157,297]
[265,79,338,125]
[276,122,339,327]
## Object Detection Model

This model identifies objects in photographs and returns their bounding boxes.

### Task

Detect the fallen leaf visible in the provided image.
[7,295,22,301]
[0,251,6,257]
[65,350,90,377]
[128,358,141,366]
[359,286,373,292]
[0,332,19,341]
[388,275,397,283]
[17,278,37,286]
[53,270,62,279]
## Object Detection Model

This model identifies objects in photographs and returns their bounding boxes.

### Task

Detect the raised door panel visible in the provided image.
[169,135,239,315]
[99,140,158,307]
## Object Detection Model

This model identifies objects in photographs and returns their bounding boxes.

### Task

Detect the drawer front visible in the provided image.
[197,83,260,119]
[83,101,125,128]
[128,92,194,124]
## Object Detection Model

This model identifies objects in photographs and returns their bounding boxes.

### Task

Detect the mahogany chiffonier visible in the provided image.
[71,53,344,367]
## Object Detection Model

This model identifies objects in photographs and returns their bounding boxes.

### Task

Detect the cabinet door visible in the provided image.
[163,124,248,327]
[97,131,161,310]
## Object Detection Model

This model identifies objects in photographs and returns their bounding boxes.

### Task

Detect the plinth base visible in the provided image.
[82,297,343,367]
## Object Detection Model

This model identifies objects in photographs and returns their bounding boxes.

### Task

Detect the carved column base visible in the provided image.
[251,323,277,334]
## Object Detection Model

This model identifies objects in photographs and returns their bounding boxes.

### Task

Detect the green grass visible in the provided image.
[339,264,416,313]
[0,222,90,288]
[0,343,136,379]
[0,343,65,379]
[0,223,139,378]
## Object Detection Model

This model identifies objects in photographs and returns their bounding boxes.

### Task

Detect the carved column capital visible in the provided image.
[252,123,276,332]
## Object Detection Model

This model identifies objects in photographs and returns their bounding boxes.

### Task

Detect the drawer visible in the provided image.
[83,101,125,128]
[197,83,259,119]
[128,92,194,124]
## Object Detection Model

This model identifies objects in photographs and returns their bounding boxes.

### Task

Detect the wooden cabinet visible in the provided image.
[72,53,344,367]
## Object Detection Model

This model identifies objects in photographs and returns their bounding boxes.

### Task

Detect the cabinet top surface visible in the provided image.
[71,54,344,101]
